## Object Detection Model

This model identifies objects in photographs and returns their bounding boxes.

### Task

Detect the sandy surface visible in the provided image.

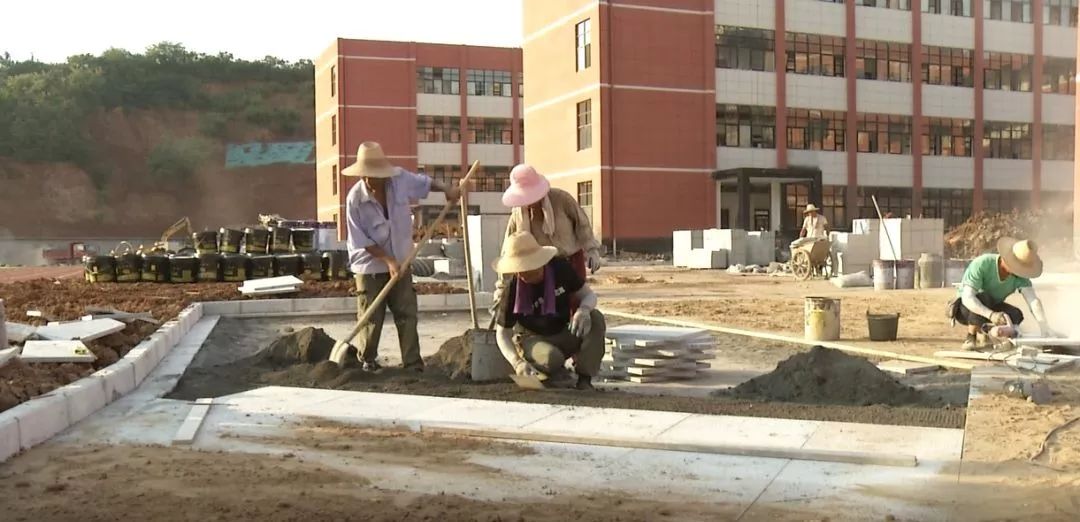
[0,266,82,284]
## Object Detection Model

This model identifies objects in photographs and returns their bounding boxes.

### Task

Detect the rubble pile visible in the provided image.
[944,210,1072,259]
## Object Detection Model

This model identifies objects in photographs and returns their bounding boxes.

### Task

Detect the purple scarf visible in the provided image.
[514,264,557,316]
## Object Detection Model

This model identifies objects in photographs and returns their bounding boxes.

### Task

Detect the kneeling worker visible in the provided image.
[493,232,606,390]
[952,237,1057,350]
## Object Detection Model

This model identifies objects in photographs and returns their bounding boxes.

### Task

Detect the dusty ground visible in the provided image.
[0,266,82,283]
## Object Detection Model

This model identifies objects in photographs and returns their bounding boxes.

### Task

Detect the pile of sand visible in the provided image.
[426,335,471,380]
[256,327,336,366]
[726,346,930,406]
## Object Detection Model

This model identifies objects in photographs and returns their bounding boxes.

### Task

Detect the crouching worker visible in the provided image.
[951,237,1056,350]
[493,232,606,390]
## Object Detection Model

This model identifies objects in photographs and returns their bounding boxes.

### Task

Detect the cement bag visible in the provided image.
[831,271,873,288]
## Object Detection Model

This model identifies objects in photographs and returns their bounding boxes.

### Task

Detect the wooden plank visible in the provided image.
[423,425,919,468]
[605,309,975,371]
[173,398,214,445]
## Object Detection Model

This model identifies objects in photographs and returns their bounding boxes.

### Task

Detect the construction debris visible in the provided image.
[601,325,715,383]
[944,210,1072,259]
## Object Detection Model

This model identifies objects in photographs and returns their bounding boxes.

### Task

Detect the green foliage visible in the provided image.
[199,112,229,139]
[147,137,212,182]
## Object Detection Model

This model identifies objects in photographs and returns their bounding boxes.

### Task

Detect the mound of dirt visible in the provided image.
[725,346,931,407]
[425,335,471,380]
[257,327,336,366]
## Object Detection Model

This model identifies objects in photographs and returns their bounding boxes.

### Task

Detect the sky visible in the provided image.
[2,0,523,63]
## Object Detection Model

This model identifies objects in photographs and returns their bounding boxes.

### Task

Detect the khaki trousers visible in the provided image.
[516,310,606,377]
[354,273,422,367]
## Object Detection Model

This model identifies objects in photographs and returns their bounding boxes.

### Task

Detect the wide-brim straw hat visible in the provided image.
[997,237,1044,279]
[493,232,558,274]
[803,204,821,214]
[501,164,551,207]
[342,142,395,178]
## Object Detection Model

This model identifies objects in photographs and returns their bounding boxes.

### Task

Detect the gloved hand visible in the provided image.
[490,277,506,317]
[514,360,544,378]
[587,250,602,274]
[989,311,1009,326]
[570,308,592,338]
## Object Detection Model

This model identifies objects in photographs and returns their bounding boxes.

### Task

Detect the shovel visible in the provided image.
[461,191,514,382]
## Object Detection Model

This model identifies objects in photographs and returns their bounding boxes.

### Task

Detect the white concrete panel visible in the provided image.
[716,147,777,170]
[716,69,777,107]
[656,415,820,448]
[1043,94,1076,125]
[467,144,514,166]
[855,5,912,43]
[922,156,975,189]
[416,94,460,116]
[857,153,914,187]
[714,0,775,29]
[0,416,18,463]
[922,85,975,119]
[466,96,514,118]
[787,74,847,112]
[1044,25,1078,59]
[856,80,913,115]
[417,142,462,165]
[984,159,1035,190]
[523,408,692,438]
[984,90,1033,123]
[983,20,1034,54]
[921,13,975,49]
[1042,161,1075,192]
[788,150,848,186]
[786,0,846,37]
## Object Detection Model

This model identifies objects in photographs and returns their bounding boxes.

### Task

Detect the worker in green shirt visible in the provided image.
[950,237,1058,350]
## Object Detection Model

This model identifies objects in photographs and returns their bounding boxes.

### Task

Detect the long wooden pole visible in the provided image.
[329,161,481,365]
[871,195,900,283]
[460,190,479,330]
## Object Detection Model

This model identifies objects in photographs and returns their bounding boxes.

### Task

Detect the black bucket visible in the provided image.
[169,255,199,283]
[219,228,244,254]
[274,254,302,277]
[198,253,223,282]
[298,251,323,281]
[248,255,275,279]
[867,313,900,342]
[243,227,270,255]
[221,254,250,282]
[193,231,219,255]
[114,253,142,282]
[83,255,117,283]
[291,228,316,253]
[141,254,170,283]
[269,227,292,254]
[322,250,349,280]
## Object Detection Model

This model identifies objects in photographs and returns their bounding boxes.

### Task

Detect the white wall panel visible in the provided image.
[857,153,914,187]
[787,75,847,111]
[855,5,912,43]
[715,0,775,30]
[418,143,462,165]
[716,69,778,107]
[983,20,1034,54]
[984,90,1033,122]
[467,144,514,166]
[922,157,975,188]
[1043,94,1076,125]
[789,149,848,186]
[1044,26,1078,59]
[787,0,846,37]
[921,14,975,49]
[984,159,1035,190]
[856,80,912,115]
[716,147,777,170]
[922,85,975,119]
[417,94,460,116]
[466,96,514,118]
[1041,161,1075,192]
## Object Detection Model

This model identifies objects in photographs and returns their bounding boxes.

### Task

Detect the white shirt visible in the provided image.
[802,214,829,239]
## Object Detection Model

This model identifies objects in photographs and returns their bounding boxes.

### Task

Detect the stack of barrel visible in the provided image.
[82,226,351,284]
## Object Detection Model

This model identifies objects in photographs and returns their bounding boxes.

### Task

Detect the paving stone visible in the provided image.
[36,318,125,342]
[19,340,96,363]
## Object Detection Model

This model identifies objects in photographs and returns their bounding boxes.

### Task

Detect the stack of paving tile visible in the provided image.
[600,325,715,383]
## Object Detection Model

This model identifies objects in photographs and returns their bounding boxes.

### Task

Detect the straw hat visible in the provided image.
[493,232,558,274]
[501,164,551,207]
[342,142,395,178]
[803,204,821,214]
[997,237,1043,279]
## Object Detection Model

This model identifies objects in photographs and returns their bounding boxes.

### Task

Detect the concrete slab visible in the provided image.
[877,359,940,375]
[36,318,125,342]
[400,398,567,428]
[5,322,36,344]
[607,324,710,342]
[240,275,303,290]
[9,393,69,450]
[655,414,821,449]
[57,375,109,425]
[19,340,96,363]
[174,398,214,445]
[92,359,137,401]
[521,407,692,438]
[801,422,964,463]
[0,415,18,463]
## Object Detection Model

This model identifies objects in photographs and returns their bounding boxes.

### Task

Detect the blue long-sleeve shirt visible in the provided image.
[345,167,432,275]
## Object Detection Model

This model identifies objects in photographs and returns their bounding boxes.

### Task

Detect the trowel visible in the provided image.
[509,373,548,390]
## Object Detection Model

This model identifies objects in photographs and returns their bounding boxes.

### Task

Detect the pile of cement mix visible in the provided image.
[256,327,336,366]
[425,335,471,380]
[727,346,929,406]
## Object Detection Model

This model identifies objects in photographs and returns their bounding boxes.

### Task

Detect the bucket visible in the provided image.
[83,255,116,283]
[322,250,349,280]
[945,259,969,287]
[872,259,896,291]
[917,253,944,289]
[114,253,142,282]
[298,251,323,281]
[243,227,270,254]
[274,254,302,277]
[221,254,250,282]
[867,312,900,342]
[269,227,292,254]
[169,255,199,283]
[198,253,223,282]
[804,297,841,341]
[469,323,513,381]
[193,231,219,255]
[219,228,244,254]
[291,229,316,253]
[141,254,170,283]
[248,255,275,279]
[895,259,916,290]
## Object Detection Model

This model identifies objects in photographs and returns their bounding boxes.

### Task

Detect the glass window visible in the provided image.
[822,186,848,230]
[983,121,1032,159]
[576,19,592,71]
[982,52,1033,92]
[466,69,512,97]
[785,33,846,78]
[922,188,973,227]
[921,117,974,156]
[420,164,464,189]
[1043,124,1075,160]
[417,67,460,95]
[921,45,974,87]
[716,104,777,149]
[983,189,1030,213]
[856,113,912,154]
[330,115,337,146]
[467,118,512,144]
[985,0,1034,22]
[577,181,594,224]
[787,108,847,151]
[577,99,592,151]
[716,26,776,72]
[858,187,913,218]
[330,65,336,97]
[417,116,461,143]
[923,0,974,16]
[857,0,912,9]
[856,40,912,82]
[1043,57,1077,95]
[331,165,338,196]
[474,166,510,192]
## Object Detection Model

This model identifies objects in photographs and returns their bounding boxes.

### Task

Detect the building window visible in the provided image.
[822,186,848,230]
[922,0,974,16]
[858,187,912,219]
[417,67,460,95]
[418,116,461,143]
[1043,57,1077,95]
[474,166,510,192]
[983,189,1030,213]
[856,40,912,82]
[330,115,337,146]
[420,164,464,188]
[1043,124,1075,160]
[330,65,336,97]
[468,118,513,144]
[923,189,974,227]
[983,121,1032,159]
[577,181,593,224]
[857,113,913,154]
[985,0,1034,22]
[518,71,524,97]
[467,69,512,97]
[519,120,524,145]
[575,19,592,71]
[857,0,912,9]
[331,164,338,196]
[786,33,845,77]
[577,99,592,151]
[921,117,974,156]
[716,104,777,149]
[983,52,1033,91]
[715,26,776,72]
[787,108,847,151]
[785,184,810,229]
[921,46,974,87]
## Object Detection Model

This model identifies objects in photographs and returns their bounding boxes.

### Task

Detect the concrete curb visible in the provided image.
[199,293,492,317]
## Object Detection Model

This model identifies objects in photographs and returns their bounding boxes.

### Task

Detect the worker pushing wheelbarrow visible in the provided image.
[789,204,832,281]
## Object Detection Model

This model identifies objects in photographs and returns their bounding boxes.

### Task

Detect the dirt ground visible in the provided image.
[0,266,82,283]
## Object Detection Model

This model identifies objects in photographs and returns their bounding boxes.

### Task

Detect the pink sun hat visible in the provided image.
[501,164,551,207]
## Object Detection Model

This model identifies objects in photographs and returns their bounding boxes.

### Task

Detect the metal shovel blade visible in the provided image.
[509,374,547,390]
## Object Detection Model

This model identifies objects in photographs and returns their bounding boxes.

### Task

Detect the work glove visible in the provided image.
[989,311,1010,326]
[570,308,592,338]
[490,277,507,318]
[587,250,602,274]
[514,360,544,378]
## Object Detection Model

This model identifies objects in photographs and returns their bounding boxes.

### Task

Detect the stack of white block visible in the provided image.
[829,232,878,276]
[673,229,774,269]
[600,325,715,383]
[877,219,945,260]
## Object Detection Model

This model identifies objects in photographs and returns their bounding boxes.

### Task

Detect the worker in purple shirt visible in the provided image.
[342,142,460,372]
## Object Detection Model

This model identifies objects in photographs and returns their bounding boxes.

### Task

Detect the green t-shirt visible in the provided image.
[958,253,1032,303]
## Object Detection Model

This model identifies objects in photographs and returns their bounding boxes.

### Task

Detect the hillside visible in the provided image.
[0,43,317,241]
